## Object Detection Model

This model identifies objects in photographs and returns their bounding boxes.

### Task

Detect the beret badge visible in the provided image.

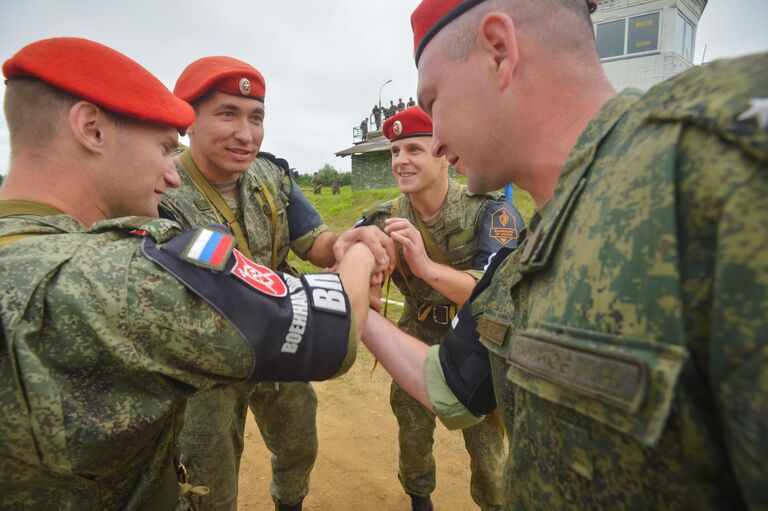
[239,77,251,96]
[393,120,403,136]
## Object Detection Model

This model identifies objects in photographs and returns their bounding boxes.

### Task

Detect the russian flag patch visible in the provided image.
[181,228,236,271]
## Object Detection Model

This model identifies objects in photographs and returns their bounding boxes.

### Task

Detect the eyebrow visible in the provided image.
[217,103,265,117]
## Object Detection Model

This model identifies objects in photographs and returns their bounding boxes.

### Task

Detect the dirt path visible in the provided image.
[237,346,490,510]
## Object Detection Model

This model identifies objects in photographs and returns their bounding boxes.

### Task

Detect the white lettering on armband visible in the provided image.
[304,274,348,315]
[281,275,308,354]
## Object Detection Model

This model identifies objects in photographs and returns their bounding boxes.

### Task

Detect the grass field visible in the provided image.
[289,182,536,321]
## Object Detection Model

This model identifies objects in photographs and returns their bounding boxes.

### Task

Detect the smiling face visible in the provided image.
[187,90,265,183]
[390,136,448,196]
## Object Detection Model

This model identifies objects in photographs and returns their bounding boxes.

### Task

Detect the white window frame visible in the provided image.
[675,12,695,62]
[595,10,662,62]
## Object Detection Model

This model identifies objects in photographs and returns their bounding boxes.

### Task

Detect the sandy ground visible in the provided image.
[237,345,491,511]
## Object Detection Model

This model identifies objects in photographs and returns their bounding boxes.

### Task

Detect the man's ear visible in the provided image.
[477,12,519,91]
[67,101,109,154]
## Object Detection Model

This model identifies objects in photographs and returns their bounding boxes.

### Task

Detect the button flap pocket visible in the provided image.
[505,322,687,447]
[476,314,510,356]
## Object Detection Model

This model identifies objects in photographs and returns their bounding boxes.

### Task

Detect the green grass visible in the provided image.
[290,183,536,321]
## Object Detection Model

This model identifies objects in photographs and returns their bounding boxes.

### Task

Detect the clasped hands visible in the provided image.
[332,218,430,312]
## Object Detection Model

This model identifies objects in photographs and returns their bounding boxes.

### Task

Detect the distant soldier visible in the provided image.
[406,96,416,108]
[372,104,382,130]
[397,97,405,112]
[312,172,322,195]
[386,100,396,119]
[360,117,369,141]
[331,171,341,195]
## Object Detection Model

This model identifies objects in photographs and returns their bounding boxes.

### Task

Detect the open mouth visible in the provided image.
[227,148,254,159]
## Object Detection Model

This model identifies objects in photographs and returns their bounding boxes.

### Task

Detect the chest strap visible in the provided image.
[179,150,253,260]
[0,200,65,248]
[249,172,280,269]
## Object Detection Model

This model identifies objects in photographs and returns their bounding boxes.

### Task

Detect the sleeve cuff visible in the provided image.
[290,224,330,260]
[424,345,484,430]
[330,308,358,378]
[464,269,484,282]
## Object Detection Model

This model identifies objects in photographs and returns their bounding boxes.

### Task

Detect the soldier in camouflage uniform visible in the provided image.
[0,37,378,511]
[362,1,768,510]
[359,107,523,511]
[163,57,393,511]
[331,171,341,195]
[311,172,322,195]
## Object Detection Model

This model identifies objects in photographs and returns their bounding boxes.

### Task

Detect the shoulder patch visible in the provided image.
[181,228,236,271]
[489,206,520,246]
[230,249,288,297]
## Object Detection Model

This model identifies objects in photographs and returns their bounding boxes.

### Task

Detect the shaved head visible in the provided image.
[4,78,78,154]
[439,0,597,63]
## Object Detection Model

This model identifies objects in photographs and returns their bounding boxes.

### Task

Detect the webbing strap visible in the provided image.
[411,203,449,266]
[0,201,65,248]
[0,233,38,248]
[250,173,279,269]
[0,200,63,218]
[179,150,253,259]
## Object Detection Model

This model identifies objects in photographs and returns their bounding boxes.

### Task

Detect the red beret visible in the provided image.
[2,37,194,131]
[412,0,597,65]
[383,106,433,142]
[411,0,487,66]
[174,56,266,104]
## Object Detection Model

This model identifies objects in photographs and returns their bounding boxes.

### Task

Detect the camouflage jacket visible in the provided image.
[362,180,523,344]
[0,211,354,510]
[160,150,327,269]
[463,54,768,509]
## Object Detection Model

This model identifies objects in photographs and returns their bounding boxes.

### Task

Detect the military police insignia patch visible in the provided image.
[181,228,236,271]
[231,249,288,297]
[239,77,251,96]
[489,206,519,245]
[393,120,403,136]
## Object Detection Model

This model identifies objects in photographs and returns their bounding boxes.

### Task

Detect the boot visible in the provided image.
[408,493,434,511]
[274,499,302,511]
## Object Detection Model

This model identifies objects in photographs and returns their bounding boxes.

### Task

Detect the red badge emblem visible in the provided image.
[230,249,288,297]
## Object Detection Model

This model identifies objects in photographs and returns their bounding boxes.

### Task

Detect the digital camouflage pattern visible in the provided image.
[160,152,323,510]
[363,179,509,509]
[466,54,768,509]
[0,213,255,510]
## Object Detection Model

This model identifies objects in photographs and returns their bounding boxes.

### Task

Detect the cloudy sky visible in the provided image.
[0,0,766,176]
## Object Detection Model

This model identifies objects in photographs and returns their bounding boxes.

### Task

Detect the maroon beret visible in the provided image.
[411,0,597,65]
[3,37,194,131]
[383,106,433,142]
[174,56,266,104]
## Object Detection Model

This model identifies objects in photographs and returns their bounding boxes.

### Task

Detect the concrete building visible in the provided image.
[335,131,395,191]
[594,0,706,91]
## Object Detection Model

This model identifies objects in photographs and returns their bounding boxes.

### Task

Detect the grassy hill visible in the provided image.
[290,183,536,320]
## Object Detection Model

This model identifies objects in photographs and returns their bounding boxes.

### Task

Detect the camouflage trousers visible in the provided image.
[390,381,505,511]
[177,381,318,511]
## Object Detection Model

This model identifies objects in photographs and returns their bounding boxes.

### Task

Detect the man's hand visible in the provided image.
[384,217,432,278]
[369,271,385,312]
[333,226,396,275]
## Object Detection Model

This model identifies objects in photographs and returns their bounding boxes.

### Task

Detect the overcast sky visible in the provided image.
[1,0,766,176]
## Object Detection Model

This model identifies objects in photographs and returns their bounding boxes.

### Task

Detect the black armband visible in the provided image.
[141,226,351,382]
[438,247,514,415]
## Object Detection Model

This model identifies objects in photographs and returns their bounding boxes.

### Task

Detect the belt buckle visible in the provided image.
[432,305,450,325]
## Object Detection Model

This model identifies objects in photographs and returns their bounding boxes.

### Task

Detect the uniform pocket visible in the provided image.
[505,322,687,447]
